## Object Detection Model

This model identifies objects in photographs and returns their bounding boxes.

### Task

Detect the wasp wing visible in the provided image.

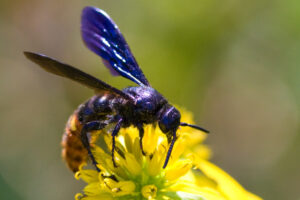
[24,52,133,100]
[81,6,150,86]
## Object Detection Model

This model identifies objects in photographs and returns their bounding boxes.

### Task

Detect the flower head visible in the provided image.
[75,109,262,200]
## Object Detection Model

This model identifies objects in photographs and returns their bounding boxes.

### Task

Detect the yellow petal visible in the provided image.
[112,181,136,197]
[75,193,83,200]
[147,148,164,176]
[147,140,168,176]
[92,146,127,179]
[165,159,192,181]
[176,190,225,200]
[77,194,113,200]
[168,181,226,200]
[83,182,102,196]
[143,125,159,155]
[246,191,264,200]
[103,134,112,151]
[103,178,136,197]
[196,159,263,200]
[102,157,128,179]
[194,173,218,189]
[93,146,111,167]
[185,145,212,162]
[124,132,133,153]
[103,134,126,154]
[193,145,212,160]
[132,137,142,162]
[103,178,118,189]
[122,152,142,176]
[177,107,207,146]
[75,169,99,183]
[123,126,139,139]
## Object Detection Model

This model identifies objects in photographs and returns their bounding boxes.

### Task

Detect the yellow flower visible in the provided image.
[74,109,262,200]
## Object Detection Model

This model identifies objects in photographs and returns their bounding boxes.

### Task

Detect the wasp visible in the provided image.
[24,6,209,173]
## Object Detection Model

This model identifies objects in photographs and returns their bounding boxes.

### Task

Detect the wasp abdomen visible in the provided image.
[61,94,116,172]
[62,114,86,172]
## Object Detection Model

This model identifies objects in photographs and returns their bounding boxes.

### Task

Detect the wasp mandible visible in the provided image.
[24,6,209,173]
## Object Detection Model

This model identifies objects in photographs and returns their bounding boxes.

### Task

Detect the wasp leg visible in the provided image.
[163,129,177,168]
[137,125,146,155]
[81,121,107,172]
[111,118,123,167]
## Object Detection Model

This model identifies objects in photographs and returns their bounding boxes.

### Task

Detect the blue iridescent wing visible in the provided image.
[81,6,150,86]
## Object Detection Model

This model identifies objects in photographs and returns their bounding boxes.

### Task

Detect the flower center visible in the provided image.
[141,184,157,199]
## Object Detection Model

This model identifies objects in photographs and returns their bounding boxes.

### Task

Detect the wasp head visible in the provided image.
[158,105,210,142]
[158,105,181,135]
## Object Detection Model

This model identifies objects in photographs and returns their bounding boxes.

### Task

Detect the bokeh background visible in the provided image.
[0,0,299,199]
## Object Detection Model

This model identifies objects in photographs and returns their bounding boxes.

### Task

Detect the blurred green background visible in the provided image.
[0,0,299,199]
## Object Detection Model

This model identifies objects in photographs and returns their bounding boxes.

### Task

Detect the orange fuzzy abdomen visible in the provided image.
[61,114,87,173]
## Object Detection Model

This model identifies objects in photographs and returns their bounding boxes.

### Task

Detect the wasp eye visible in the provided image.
[158,106,180,133]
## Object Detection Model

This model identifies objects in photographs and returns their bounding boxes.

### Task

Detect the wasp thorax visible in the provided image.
[124,87,165,112]
[158,105,181,133]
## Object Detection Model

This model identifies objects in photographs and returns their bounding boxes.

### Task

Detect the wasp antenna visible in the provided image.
[180,122,210,133]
